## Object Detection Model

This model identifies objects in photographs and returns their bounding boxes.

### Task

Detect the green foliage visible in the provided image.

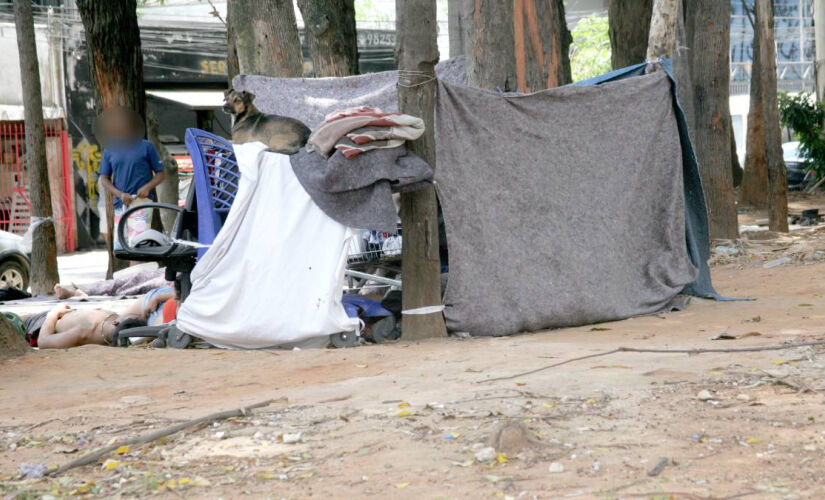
[355,0,391,23]
[778,92,825,179]
[570,14,610,82]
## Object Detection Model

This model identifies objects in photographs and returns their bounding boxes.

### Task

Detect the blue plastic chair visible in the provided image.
[184,128,240,258]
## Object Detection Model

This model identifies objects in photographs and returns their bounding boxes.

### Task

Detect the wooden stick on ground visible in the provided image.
[47,399,276,476]
[477,340,825,384]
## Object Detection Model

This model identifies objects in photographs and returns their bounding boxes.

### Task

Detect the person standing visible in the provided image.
[97,107,166,247]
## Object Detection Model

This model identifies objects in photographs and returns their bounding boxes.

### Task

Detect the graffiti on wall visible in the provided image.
[71,139,101,209]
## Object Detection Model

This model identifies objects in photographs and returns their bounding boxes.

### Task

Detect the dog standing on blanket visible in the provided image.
[223,89,310,154]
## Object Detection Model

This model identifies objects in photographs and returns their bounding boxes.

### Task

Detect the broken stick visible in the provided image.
[47,399,277,476]
[478,340,825,383]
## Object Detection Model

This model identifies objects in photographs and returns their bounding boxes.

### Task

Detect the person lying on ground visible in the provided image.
[53,269,166,299]
[20,285,177,349]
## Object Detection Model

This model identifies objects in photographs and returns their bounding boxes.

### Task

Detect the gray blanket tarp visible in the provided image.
[233,57,466,127]
[290,146,434,232]
[435,71,699,336]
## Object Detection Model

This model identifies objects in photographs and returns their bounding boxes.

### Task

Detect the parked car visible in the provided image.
[783,142,815,191]
[0,230,30,291]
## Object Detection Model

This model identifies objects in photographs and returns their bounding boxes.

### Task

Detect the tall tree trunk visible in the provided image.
[740,2,768,208]
[226,4,240,83]
[226,0,303,77]
[677,1,739,240]
[646,0,679,61]
[77,0,145,277]
[756,0,789,231]
[297,0,358,77]
[147,112,180,233]
[396,0,447,340]
[447,0,465,58]
[464,0,571,92]
[14,0,60,294]
[608,0,653,69]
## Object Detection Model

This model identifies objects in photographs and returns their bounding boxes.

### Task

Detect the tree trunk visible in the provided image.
[740,2,768,208]
[677,1,739,240]
[297,0,358,77]
[227,0,303,77]
[77,0,144,275]
[756,0,789,231]
[646,0,679,60]
[464,0,571,92]
[226,3,240,83]
[815,0,825,101]
[447,0,465,58]
[396,0,447,340]
[14,0,60,295]
[147,112,180,233]
[608,0,653,69]
[76,0,146,124]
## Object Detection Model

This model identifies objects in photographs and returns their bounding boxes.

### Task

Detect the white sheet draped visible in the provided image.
[176,142,359,349]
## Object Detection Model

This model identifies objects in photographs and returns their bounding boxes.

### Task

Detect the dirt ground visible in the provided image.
[3,206,825,499]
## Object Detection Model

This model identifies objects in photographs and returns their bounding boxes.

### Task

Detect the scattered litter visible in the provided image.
[214,431,226,439]
[398,401,410,408]
[474,446,497,463]
[395,482,410,489]
[281,432,302,444]
[496,453,508,463]
[101,459,120,471]
[647,457,669,477]
[548,462,565,473]
[709,329,736,341]
[763,256,792,268]
[397,410,412,418]
[19,462,48,479]
[696,390,713,401]
[714,245,739,256]
[115,445,131,455]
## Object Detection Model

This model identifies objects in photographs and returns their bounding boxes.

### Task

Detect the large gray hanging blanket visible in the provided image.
[435,70,699,336]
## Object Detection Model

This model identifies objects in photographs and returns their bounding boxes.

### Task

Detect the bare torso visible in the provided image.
[55,309,116,337]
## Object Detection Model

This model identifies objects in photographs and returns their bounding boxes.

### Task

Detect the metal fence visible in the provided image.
[0,119,75,253]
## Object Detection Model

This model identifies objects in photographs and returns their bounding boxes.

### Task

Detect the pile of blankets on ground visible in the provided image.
[290,106,433,232]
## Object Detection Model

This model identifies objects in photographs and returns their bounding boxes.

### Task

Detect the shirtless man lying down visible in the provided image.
[21,286,176,349]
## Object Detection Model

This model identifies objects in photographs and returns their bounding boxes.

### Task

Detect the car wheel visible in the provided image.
[0,260,29,291]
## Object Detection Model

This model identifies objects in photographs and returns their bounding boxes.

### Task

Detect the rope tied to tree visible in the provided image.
[397,69,437,88]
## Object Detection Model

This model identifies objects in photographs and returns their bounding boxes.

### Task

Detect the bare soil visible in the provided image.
[2,225,825,498]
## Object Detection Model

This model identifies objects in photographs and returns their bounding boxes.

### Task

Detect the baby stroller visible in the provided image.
[114,129,396,348]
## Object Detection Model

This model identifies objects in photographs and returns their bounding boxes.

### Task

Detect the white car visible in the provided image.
[0,230,30,291]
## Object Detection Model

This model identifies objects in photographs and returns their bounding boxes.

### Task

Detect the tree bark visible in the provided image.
[447,0,465,58]
[740,1,768,208]
[147,112,180,233]
[756,0,789,231]
[226,0,303,77]
[396,0,447,340]
[646,0,679,60]
[14,0,60,295]
[677,0,739,240]
[77,0,144,275]
[226,3,240,83]
[76,0,146,124]
[608,0,653,70]
[464,0,571,92]
[297,0,358,77]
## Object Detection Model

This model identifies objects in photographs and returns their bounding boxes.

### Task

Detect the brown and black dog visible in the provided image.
[223,89,310,154]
